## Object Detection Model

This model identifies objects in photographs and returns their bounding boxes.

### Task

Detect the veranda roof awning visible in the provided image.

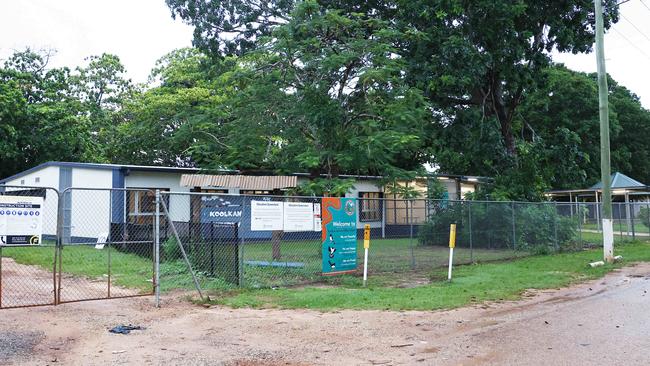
[180,174,298,191]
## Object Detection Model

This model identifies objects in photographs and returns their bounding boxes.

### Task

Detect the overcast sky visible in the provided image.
[1,0,649,107]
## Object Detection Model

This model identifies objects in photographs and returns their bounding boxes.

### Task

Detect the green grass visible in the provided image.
[2,237,526,293]
[581,221,650,233]
[238,238,523,288]
[206,240,650,311]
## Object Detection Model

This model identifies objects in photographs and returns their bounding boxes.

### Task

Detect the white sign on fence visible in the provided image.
[251,200,284,231]
[0,195,44,245]
[313,203,322,232]
[283,202,314,232]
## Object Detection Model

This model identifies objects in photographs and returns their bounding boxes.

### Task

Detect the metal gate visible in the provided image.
[0,186,58,309]
[0,186,155,309]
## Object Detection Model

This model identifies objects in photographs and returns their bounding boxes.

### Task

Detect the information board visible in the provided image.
[0,195,43,245]
[251,200,284,231]
[321,197,357,275]
[283,202,314,232]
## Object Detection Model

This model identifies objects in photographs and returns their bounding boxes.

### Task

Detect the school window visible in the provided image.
[127,189,169,224]
[359,192,383,222]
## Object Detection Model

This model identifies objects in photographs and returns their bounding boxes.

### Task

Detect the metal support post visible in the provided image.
[160,196,204,300]
[511,201,516,250]
[468,202,473,262]
[154,190,161,307]
[554,201,559,251]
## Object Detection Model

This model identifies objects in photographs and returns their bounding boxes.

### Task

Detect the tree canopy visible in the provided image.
[2,1,650,201]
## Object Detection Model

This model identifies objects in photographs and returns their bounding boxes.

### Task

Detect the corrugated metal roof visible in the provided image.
[181,174,298,190]
[590,172,646,190]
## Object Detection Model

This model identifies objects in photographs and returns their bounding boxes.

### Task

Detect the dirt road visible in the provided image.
[1,264,650,366]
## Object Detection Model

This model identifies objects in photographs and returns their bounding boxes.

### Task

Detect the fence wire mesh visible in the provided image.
[159,194,650,294]
[0,186,58,308]
[57,188,154,303]
[2,184,649,308]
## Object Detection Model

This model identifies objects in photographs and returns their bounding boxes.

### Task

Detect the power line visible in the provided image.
[620,14,650,43]
[611,27,650,60]
[640,0,650,12]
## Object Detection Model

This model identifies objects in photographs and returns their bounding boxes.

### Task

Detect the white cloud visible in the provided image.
[1,0,648,108]
[0,0,193,83]
[552,1,650,108]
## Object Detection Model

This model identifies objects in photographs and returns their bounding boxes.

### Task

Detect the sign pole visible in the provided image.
[447,224,457,281]
[363,224,370,287]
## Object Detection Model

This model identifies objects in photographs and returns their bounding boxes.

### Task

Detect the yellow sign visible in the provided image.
[363,224,371,249]
[449,224,457,248]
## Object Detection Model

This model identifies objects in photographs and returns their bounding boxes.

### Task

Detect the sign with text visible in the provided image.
[0,195,43,246]
[283,202,314,232]
[200,196,243,223]
[251,200,283,231]
[321,197,357,275]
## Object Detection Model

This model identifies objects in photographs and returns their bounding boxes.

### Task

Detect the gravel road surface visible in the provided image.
[0,263,649,365]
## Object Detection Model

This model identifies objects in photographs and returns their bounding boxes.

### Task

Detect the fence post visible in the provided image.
[154,189,161,307]
[511,201,516,250]
[554,201,559,251]
[409,199,415,270]
[107,190,112,299]
[577,202,583,245]
[468,201,473,263]
[55,189,65,305]
[238,198,246,287]
[646,202,650,236]
[381,197,386,239]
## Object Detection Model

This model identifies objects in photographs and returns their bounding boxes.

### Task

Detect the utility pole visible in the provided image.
[594,0,614,262]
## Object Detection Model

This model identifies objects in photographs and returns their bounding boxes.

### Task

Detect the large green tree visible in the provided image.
[438,65,650,199]
[168,0,620,162]
[223,1,431,177]
[0,50,96,178]
[109,48,235,167]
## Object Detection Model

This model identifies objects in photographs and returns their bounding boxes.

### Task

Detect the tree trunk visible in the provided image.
[272,230,282,260]
[488,77,517,158]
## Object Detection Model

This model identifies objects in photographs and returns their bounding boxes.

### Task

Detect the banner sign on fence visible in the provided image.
[0,195,43,245]
[201,196,243,223]
[321,197,357,275]
[251,200,283,231]
[283,202,314,232]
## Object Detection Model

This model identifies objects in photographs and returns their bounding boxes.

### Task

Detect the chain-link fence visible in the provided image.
[0,185,58,308]
[158,193,645,296]
[0,186,155,309]
[57,188,155,303]
[3,185,648,308]
[558,201,650,241]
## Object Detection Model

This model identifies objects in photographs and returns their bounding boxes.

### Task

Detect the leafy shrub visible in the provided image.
[418,201,578,253]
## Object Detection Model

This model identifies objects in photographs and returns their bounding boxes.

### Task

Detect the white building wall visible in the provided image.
[69,168,112,239]
[125,171,191,222]
[460,183,476,198]
[3,166,60,237]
